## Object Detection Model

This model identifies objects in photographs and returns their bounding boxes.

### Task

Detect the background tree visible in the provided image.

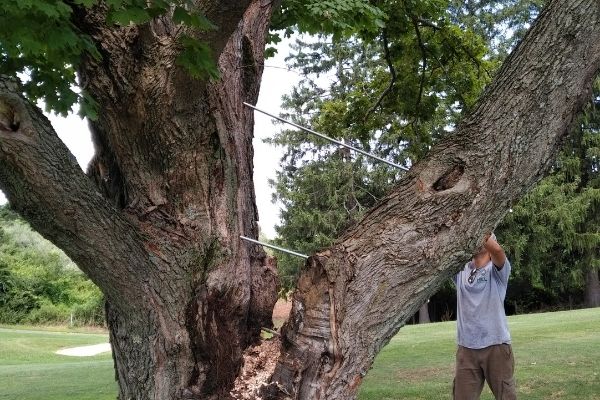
[448,0,545,58]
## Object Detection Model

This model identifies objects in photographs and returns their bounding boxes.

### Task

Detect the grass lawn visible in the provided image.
[359,308,600,400]
[0,326,116,400]
[1,308,599,400]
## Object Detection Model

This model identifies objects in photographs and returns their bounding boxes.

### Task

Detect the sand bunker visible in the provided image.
[55,343,112,357]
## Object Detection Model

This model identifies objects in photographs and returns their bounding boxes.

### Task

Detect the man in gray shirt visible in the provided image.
[453,233,516,400]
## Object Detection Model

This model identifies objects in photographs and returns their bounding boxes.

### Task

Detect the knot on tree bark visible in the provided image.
[0,91,33,143]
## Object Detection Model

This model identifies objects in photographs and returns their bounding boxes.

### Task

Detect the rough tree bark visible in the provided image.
[0,0,599,399]
[263,1,600,398]
[1,1,280,399]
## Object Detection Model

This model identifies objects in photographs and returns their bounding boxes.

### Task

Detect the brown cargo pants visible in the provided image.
[453,344,517,400]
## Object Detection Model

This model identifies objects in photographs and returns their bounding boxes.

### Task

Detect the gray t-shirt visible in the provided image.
[454,258,512,349]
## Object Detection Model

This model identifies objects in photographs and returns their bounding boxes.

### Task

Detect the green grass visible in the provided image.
[359,308,600,400]
[0,326,116,400]
[1,308,599,400]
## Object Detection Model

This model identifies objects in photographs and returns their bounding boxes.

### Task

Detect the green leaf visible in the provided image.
[176,35,219,80]
[73,0,98,6]
[106,0,123,8]
[78,91,99,121]
[173,7,217,31]
[108,7,152,25]
[265,46,278,59]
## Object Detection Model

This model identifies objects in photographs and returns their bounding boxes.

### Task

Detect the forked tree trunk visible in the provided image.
[584,268,600,308]
[1,1,600,400]
[83,2,283,398]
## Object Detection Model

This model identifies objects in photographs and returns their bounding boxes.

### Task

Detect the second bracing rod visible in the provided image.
[240,235,309,259]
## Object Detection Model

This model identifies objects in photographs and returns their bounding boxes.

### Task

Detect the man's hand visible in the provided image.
[482,233,507,270]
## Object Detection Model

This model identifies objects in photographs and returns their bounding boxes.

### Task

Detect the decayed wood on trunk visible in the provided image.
[1,0,600,399]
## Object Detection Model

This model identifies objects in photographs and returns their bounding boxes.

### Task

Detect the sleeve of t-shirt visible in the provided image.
[453,265,464,286]
[492,258,511,285]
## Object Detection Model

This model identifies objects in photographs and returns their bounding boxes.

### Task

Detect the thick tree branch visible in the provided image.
[74,0,275,219]
[266,0,600,398]
[0,76,151,308]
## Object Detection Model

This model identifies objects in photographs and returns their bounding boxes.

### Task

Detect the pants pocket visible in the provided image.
[501,377,517,400]
[501,344,512,358]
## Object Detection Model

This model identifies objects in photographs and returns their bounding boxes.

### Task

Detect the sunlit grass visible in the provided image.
[360,308,600,400]
[1,308,599,400]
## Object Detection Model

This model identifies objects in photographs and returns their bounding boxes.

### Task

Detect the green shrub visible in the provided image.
[70,289,105,326]
[0,205,105,326]
[24,300,70,325]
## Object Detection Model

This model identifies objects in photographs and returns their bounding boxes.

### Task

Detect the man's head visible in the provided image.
[472,248,491,268]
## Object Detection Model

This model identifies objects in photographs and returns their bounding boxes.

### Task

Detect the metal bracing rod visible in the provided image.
[240,235,309,259]
[243,102,410,171]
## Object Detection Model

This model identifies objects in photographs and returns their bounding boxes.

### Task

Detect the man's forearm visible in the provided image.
[483,234,507,269]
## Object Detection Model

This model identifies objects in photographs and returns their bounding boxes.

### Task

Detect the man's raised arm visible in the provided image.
[483,233,507,270]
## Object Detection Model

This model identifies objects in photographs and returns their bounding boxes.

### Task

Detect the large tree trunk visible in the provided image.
[263,1,600,398]
[1,0,600,399]
[584,268,600,308]
[80,2,282,398]
[1,1,279,399]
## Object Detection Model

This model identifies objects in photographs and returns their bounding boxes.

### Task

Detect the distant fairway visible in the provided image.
[1,308,599,400]
[0,326,116,400]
